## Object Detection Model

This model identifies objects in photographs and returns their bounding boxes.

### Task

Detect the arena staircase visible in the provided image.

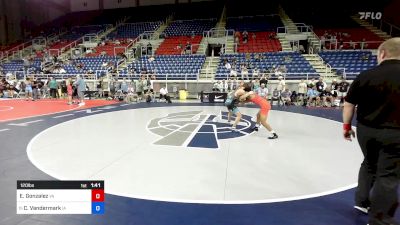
[351,15,391,40]
[116,17,173,74]
[199,56,219,80]
[276,5,299,52]
[303,54,337,78]
[278,5,300,34]
[196,38,208,55]
[276,36,292,52]
[98,17,131,40]
[125,15,172,57]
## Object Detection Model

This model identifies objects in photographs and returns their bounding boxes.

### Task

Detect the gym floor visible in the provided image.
[0,99,397,225]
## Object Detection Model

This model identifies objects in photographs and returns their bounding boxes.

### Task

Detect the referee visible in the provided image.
[343,38,400,225]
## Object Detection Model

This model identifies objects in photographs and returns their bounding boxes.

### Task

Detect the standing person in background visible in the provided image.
[66,77,73,105]
[338,77,350,105]
[298,79,308,105]
[49,77,58,99]
[25,77,33,101]
[343,38,400,225]
[74,75,86,106]
[277,76,285,93]
[252,78,260,92]
[223,80,228,92]
[135,78,143,101]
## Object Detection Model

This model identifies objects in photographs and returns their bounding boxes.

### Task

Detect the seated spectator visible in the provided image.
[307,86,320,106]
[361,54,370,61]
[212,80,223,92]
[281,88,292,105]
[268,32,277,40]
[125,84,138,103]
[284,55,292,63]
[242,31,248,43]
[230,69,237,79]
[159,86,172,103]
[252,68,259,78]
[291,91,298,104]
[147,43,152,55]
[270,88,281,106]
[308,78,316,88]
[120,78,128,94]
[224,61,231,70]
[241,67,249,80]
[320,87,334,107]
[185,42,191,54]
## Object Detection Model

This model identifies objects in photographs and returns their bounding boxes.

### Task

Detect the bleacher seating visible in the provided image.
[164,19,216,36]
[61,56,122,75]
[236,32,281,53]
[46,40,74,56]
[120,55,205,80]
[215,52,317,80]
[2,60,24,74]
[173,1,223,20]
[108,22,162,39]
[60,25,106,40]
[226,16,282,32]
[156,36,202,55]
[314,28,384,49]
[86,42,131,57]
[319,51,377,79]
[226,0,278,17]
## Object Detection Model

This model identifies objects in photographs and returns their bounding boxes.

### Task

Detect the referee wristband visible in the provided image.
[343,124,351,131]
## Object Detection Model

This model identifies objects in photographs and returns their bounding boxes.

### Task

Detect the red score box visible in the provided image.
[91,189,104,202]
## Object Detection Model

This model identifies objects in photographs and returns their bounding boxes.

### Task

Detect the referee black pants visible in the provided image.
[356,123,400,225]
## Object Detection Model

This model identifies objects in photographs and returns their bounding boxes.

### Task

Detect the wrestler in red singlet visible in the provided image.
[241,84,278,139]
[249,94,271,116]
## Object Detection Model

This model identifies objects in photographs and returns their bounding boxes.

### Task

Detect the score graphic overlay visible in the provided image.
[17,181,104,214]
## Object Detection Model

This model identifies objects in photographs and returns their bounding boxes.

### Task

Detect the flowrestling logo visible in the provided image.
[147,111,256,149]
[359,12,382,20]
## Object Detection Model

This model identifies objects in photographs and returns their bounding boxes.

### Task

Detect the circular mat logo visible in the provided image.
[147,111,256,149]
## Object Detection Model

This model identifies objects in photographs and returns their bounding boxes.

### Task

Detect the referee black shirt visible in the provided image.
[345,59,400,129]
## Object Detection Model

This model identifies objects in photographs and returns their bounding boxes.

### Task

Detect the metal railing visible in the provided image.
[217,72,329,81]
[0,40,33,60]
[19,73,99,81]
[48,37,84,57]
[4,70,361,85]
[190,43,207,55]
[276,23,312,34]
[203,28,235,39]
[368,18,400,37]
[314,53,332,74]
[332,67,347,79]
[321,40,384,50]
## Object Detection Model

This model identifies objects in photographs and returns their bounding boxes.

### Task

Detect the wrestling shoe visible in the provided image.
[354,206,369,214]
[252,126,259,132]
[268,133,278,139]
